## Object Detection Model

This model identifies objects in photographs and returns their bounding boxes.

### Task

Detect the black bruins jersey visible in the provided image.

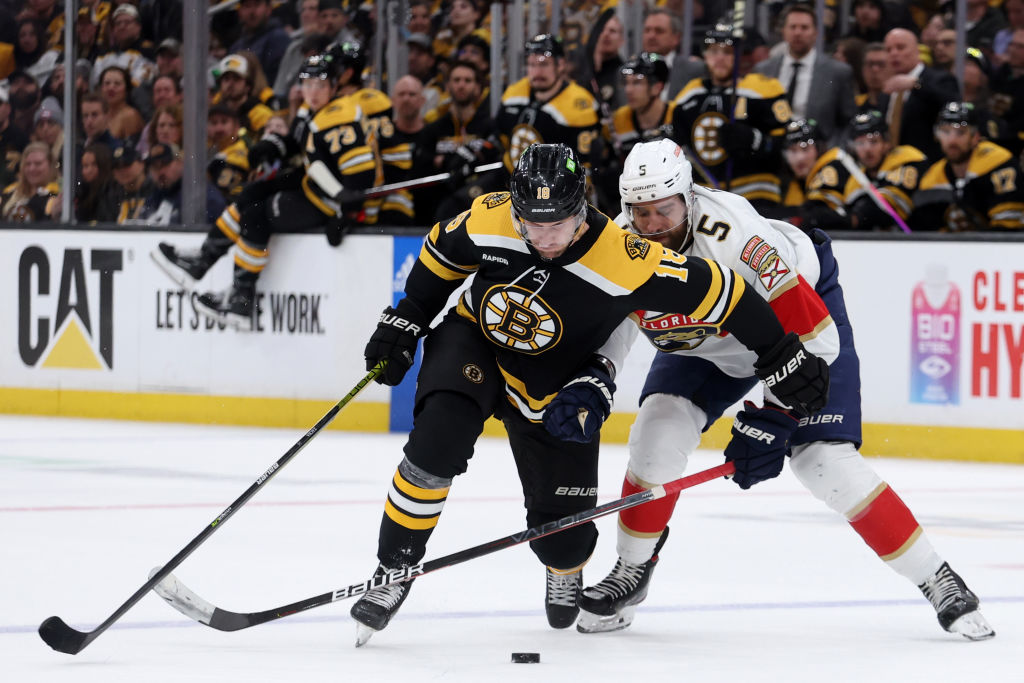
[401,192,783,421]
[0,182,59,222]
[301,96,379,217]
[210,93,275,137]
[670,74,791,204]
[495,78,601,173]
[911,141,1024,231]
[208,138,251,200]
[377,123,430,225]
[345,88,392,225]
[610,104,673,162]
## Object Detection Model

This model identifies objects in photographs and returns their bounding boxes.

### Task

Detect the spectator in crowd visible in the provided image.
[456,30,491,76]
[110,140,154,223]
[74,6,105,63]
[75,143,120,223]
[91,4,156,95]
[833,36,868,95]
[30,96,62,163]
[14,17,59,85]
[137,75,182,156]
[0,84,29,189]
[842,0,917,44]
[963,47,994,108]
[641,8,690,101]
[212,53,275,136]
[0,140,59,222]
[99,65,145,140]
[237,49,285,111]
[73,58,93,100]
[8,70,42,135]
[141,141,226,225]
[206,103,250,201]
[857,41,890,110]
[154,38,184,81]
[434,0,486,61]
[272,0,323,99]
[16,0,63,51]
[144,104,184,153]
[993,0,1024,64]
[755,3,856,144]
[40,60,65,107]
[931,28,957,71]
[991,28,1024,155]
[319,0,359,47]
[573,6,626,120]
[919,14,947,66]
[883,28,960,161]
[376,75,430,226]
[407,0,433,36]
[80,92,118,157]
[966,0,1008,50]
[230,0,291,84]
[911,101,1024,231]
[408,33,444,116]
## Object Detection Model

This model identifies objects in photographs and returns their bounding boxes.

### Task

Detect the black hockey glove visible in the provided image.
[543,357,616,443]
[754,332,830,417]
[248,132,295,169]
[324,215,351,246]
[364,300,429,386]
[848,195,892,230]
[799,201,850,231]
[724,401,799,490]
[718,122,764,156]
[445,145,478,189]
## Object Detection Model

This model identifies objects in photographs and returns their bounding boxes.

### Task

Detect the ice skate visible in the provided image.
[349,565,416,647]
[195,288,257,332]
[919,562,995,641]
[150,243,211,290]
[577,528,669,633]
[545,565,583,629]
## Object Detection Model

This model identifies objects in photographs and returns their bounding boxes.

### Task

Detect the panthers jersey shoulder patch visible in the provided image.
[624,234,650,260]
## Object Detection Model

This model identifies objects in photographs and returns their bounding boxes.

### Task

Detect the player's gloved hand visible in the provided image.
[724,401,799,489]
[445,145,477,188]
[754,332,829,417]
[364,300,429,385]
[718,122,764,155]
[799,201,850,231]
[324,214,351,246]
[247,132,291,169]
[543,357,616,443]
[848,195,890,230]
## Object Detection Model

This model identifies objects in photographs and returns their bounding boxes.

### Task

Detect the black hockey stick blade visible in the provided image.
[38,363,385,655]
[152,462,735,631]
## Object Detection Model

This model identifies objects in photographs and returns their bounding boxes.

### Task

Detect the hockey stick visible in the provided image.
[682,145,721,189]
[834,149,912,233]
[362,162,505,198]
[38,362,387,655]
[150,462,736,632]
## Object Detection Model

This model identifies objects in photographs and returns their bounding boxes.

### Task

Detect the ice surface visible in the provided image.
[1,416,1020,682]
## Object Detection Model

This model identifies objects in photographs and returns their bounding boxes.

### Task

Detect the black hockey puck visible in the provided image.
[511,652,540,663]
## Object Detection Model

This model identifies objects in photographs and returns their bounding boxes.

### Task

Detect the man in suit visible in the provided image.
[882,28,962,161]
[754,3,856,144]
[642,7,696,102]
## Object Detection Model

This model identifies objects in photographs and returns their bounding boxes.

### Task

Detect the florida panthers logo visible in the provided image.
[509,124,542,169]
[639,312,719,351]
[479,284,563,354]
[692,112,728,165]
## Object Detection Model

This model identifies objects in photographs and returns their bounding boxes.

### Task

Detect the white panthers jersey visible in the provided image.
[615,185,841,378]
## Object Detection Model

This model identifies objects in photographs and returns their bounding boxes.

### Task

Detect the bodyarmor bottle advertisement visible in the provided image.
[910,264,960,405]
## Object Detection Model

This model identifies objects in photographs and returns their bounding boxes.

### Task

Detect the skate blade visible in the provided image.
[576,606,636,634]
[194,299,226,325]
[354,622,378,648]
[223,312,254,332]
[947,610,996,641]
[150,248,198,290]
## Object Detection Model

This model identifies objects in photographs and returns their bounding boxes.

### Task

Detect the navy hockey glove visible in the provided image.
[754,332,830,417]
[718,122,765,155]
[724,401,799,490]
[364,300,428,386]
[543,357,616,443]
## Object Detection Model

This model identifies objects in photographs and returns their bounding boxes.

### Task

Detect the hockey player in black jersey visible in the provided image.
[610,52,672,163]
[348,143,830,646]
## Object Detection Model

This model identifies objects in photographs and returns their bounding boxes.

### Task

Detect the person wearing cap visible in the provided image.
[206,103,251,200]
[139,142,227,226]
[754,3,856,145]
[230,0,291,84]
[30,95,62,163]
[669,23,792,209]
[0,83,30,189]
[8,69,42,136]
[495,34,600,178]
[0,140,59,222]
[155,38,183,81]
[109,139,154,223]
[911,101,1024,231]
[433,0,486,61]
[213,53,275,136]
[90,3,156,95]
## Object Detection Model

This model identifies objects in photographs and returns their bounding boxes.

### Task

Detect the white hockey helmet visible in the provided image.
[619,139,696,239]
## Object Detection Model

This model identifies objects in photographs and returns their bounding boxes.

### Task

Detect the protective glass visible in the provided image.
[511,204,587,252]
[626,195,688,238]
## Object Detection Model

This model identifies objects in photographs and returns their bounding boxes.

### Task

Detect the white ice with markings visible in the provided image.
[1,415,1021,682]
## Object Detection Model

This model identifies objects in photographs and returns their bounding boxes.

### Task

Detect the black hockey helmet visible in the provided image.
[298,53,340,83]
[326,41,367,79]
[704,23,737,47]
[783,118,821,149]
[524,33,564,60]
[849,110,887,139]
[935,101,979,129]
[510,144,586,223]
[620,52,669,84]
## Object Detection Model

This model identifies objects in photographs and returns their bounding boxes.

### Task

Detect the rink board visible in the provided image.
[0,229,1021,463]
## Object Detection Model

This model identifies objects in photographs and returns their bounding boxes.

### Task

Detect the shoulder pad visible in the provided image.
[738,73,786,98]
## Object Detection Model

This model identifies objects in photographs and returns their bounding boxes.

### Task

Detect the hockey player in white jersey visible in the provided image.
[574,139,994,640]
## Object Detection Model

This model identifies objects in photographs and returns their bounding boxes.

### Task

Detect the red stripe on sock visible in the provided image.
[619,476,679,535]
[847,485,921,557]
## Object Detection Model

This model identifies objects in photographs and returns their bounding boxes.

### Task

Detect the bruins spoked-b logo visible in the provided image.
[625,234,650,260]
[462,363,485,383]
[692,112,728,165]
[479,284,563,354]
[483,192,510,209]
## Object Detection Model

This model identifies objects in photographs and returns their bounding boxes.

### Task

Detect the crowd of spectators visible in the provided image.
[0,0,1020,231]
